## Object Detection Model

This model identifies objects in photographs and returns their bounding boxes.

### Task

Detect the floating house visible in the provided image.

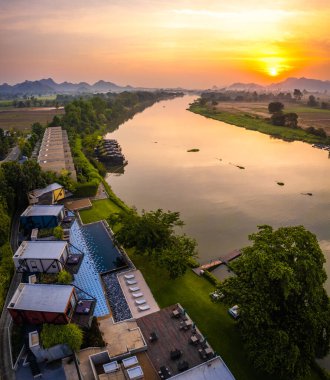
[13,240,70,274]
[28,183,66,205]
[8,283,95,326]
[20,205,65,230]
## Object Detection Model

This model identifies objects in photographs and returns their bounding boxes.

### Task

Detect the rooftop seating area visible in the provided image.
[137,304,216,377]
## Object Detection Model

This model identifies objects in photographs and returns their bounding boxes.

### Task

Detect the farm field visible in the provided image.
[214,102,330,135]
[0,107,64,131]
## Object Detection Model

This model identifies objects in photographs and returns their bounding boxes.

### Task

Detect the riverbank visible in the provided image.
[189,102,328,145]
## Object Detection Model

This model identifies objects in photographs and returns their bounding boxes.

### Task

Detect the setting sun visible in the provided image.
[268,67,279,76]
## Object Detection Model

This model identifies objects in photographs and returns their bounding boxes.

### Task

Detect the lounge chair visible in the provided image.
[124,274,135,279]
[126,279,137,285]
[135,299,146,305]
[129,286,140,292]
[138,304,150,312]
[132,292,143,298]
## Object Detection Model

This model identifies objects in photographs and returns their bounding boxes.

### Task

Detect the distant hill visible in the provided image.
[0,78,136,96]
[226,82,264,92]
[267,77,330,92]
[224,77,330,93]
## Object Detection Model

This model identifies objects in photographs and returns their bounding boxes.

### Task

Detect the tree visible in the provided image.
[218,225,330,379]
[268,102,284,114]
[293,89,302,101]
[270,113,285,126]
[284,113,298,128]
[41,323,83,351]
[307,95,318,107]
[108,209,197,278]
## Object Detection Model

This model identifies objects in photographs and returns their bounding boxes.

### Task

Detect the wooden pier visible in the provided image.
[192,249,241,276]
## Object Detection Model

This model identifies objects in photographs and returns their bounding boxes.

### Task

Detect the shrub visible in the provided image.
[57,270,73,284]
[41,323,83,352]
[202,270,220,286]
[53,226,64,240]
[74,180,99,197]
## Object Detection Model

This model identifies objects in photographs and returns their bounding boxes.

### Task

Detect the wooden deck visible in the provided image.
[137,305,211,376]
[192,260,223,275]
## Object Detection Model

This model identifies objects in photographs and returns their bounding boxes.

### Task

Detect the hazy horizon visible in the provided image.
[1,0,329,88]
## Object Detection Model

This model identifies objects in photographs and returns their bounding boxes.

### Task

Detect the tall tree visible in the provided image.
[108,209,197,278]
[268,102,284,114]
[293,89,303,101]
[218,225,330,379]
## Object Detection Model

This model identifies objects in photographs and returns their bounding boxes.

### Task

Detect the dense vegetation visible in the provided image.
[217,225,330,379]
[108,209,198,279]
[41,323,83,352]
[0,160,53,310]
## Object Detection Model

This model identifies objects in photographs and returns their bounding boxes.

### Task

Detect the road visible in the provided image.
[0,210,22,380]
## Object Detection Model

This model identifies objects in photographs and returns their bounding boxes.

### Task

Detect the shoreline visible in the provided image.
[189,103,328,145]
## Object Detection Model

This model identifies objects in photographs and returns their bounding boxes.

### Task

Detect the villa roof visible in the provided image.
[29,183,63,198]
[8,283,74,313]
[170,356,236,380]
[13,240,68,260]
[21,204,64,217]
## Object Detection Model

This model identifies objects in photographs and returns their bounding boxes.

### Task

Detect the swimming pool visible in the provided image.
[80,221,126,273]
[70,221,110,317]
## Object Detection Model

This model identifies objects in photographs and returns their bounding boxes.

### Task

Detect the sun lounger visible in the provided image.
[132,292,143,298]
[135,299,146,305]
[138,304,150,312]
[124,274,135,279]
[129,286,140,292]
[126,279,137,285]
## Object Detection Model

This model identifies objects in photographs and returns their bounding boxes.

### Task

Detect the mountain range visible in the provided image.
[225,77,330,92]
[0,78,134,95]
[0,77,330,96]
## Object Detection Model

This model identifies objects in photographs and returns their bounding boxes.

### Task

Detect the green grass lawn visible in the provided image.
[189,104,327,144]
[79,199,122,224]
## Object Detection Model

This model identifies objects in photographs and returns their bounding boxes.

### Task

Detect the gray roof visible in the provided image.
[14,241,68,260]
[21,205,64,217]
[9,284,74,313]
[30,183,63,198]
[171,357,236,380]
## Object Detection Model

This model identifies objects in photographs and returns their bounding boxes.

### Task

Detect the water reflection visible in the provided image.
[105,96,330,291]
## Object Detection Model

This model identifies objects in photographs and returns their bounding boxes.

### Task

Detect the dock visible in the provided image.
[192,249,241,276]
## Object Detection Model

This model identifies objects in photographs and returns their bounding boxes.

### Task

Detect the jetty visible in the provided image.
[193,249,241,276]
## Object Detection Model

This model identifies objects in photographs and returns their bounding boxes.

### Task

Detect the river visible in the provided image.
[105,95,330,290]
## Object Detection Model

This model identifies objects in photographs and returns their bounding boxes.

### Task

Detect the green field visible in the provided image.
[189,103,328,145]
[79,198,122,224]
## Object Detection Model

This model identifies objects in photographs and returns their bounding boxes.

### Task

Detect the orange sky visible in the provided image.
[0,0,329,88]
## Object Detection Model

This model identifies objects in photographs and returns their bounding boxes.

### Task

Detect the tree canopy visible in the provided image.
[218,225,330,379]
[268,102,284,114]
[108,209,198,278]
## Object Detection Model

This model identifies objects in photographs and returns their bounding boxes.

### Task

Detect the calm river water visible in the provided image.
[105,96,330,290]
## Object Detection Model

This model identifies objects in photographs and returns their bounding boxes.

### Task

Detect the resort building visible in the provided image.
[28,182,66,205]
[38,126,76,180]
[12,240,82,274]
[7,283,95,326]
[20,204,65,230]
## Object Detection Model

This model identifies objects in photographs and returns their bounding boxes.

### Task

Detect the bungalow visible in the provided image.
[7,283,77,325]
[28,182,66,205]
[20,205,65,230]
[13,240,70,274]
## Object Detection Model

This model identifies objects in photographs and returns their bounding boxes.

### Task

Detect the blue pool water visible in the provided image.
[70,221,110,317]
[80,222,125,273]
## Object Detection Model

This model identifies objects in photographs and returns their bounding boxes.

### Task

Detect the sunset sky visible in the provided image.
[0,0,329,88]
